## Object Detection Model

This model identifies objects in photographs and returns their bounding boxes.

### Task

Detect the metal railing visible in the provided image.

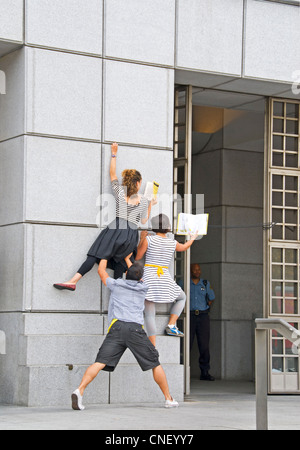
[255,318,300,430]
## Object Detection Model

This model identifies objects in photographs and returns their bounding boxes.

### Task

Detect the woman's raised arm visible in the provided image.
[136,231,149,260]
[110,142,118,181]
[175,233,198,252]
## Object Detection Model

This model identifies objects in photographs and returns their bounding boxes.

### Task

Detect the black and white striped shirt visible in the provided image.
[143,235,182,303]
[111,179,149,226]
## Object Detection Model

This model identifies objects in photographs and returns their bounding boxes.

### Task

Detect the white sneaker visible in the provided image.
[71,389,85,411]
[165,398,179,408]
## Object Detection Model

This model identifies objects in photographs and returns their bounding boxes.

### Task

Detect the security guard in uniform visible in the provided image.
[190,263,215,381]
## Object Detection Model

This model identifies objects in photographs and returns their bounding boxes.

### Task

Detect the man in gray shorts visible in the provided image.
[71,257,179,410]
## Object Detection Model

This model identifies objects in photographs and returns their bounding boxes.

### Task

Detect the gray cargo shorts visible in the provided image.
[95,320,160,372]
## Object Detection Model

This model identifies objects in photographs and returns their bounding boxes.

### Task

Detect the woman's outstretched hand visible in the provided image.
[111,142,118,156]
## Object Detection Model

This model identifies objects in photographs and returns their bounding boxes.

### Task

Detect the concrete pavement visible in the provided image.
[1,380,300,431]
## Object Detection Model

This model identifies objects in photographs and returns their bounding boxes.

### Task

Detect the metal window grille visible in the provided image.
[268,98,300,391]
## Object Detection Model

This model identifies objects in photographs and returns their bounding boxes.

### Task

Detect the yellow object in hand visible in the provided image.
[153,181,159,198]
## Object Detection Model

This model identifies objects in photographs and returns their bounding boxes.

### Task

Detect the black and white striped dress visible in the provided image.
[143,235,182,303]
[88,179,149,264]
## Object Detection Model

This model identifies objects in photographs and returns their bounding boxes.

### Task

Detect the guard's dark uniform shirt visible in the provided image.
[190,279,215,311]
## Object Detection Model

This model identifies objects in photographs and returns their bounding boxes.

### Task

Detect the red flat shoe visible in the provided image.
[53,283,76,291]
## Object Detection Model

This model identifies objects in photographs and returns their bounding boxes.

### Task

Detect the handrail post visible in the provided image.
[255,328,268,430]
[255,318,300,430]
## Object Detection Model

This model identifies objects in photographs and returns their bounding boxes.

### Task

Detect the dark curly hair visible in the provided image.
[122,169,142,197]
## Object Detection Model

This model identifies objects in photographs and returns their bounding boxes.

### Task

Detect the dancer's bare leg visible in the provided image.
[65,273,82,285]
[55,256,101,289]
[152,365,172,400]
[78,362,106,396]
[72,362,105,410]
[53,272,82,291]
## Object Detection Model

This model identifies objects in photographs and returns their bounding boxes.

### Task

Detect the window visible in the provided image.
[271,174,299,241]
[268,98,300,392]
[272,324,299,373]
[271,246,299,315]
[269,99,300,316]
[271,101,299,170]
[270,100,300,241]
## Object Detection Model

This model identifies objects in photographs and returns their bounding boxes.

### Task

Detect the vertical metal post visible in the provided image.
[255,328,268,430]
[183,85,193,396]
[173,85,193,396]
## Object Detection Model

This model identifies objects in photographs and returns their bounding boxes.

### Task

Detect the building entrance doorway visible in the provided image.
[174,85,266,392]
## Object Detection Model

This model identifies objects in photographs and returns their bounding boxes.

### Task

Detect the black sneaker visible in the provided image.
[200,373,215,381]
